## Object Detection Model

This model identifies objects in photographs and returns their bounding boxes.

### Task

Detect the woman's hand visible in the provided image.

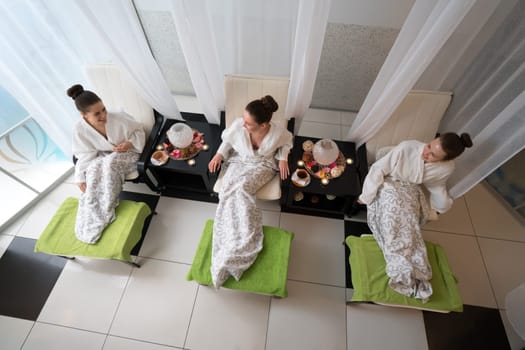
[113,141,132,152]
[279,160,290,180]
[208,153,223,173]
[78,182,87,193]
[356,198,364,205]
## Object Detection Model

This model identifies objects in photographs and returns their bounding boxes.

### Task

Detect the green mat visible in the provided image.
[187,219,294,297]
[35,197,151,262]
[346,235,463,312]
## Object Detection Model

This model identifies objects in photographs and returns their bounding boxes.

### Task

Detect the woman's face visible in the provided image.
[242,110,267,134]
[422,138,447,163]
[81,101,107,129]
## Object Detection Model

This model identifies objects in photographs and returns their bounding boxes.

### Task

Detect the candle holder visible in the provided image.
[321,178,329,186]
[202,144,209,151]
[187,159,196,166]
[346,158,353,165]
[296,160,305,168]
[156,145,163,151]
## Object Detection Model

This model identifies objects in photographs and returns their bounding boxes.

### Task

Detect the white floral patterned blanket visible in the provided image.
[367,177,433,302]
[75,152,139,244]
[211,154,276,288]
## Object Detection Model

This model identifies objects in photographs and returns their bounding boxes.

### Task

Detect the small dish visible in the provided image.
[151,150,169,166]
[291,169,311,188]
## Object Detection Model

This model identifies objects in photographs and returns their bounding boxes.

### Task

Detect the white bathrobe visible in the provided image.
[72,111,145,183]
[72,111,145,244]
[211,118,293,288]
[359,140,454,213]
[217,118,293,166]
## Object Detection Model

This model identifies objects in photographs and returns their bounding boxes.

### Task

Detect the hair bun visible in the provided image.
[67,84,84,100]
[460,133,473,148]
[261,95,278,113]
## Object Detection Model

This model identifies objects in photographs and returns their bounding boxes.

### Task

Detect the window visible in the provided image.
[0,85,72,227]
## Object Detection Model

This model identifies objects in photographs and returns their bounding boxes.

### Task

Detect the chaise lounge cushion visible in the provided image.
[346,235,463,312]
[35,197,151,262]
[187,219,294,297]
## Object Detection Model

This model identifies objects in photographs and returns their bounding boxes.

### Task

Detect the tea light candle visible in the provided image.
[321,178,329,186]
[297,160,305,167]
[156,145,163,151]
[202,144,209,151]
[187,159,196,166]
[346,158,353,165]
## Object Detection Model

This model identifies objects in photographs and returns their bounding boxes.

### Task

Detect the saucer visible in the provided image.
[151,150,169,166]
[291,170,311,187]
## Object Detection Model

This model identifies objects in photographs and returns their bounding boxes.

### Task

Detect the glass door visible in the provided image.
[0,85,73,227]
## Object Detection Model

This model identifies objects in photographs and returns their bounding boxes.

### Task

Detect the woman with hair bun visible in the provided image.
[357,132,472,302]
[207,95,293,288]
[67,84,145,244]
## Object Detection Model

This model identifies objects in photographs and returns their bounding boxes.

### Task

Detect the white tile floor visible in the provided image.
[0,107,524,349]
[1,179,524,349]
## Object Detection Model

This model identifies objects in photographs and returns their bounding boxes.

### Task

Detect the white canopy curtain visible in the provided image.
[285,0,331,133]
[440,0,525,198]
[345,0,476,147]
[170,0,330,127]
[0,0,180,156]
[61,0,181,120]
[0,1,83,157]
[170,0,225,125]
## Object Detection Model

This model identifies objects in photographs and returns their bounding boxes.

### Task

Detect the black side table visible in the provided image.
[280,136,361,218]
[143,113,222,198]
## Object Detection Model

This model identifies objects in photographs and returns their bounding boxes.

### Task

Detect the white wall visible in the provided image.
[328,0,415,28]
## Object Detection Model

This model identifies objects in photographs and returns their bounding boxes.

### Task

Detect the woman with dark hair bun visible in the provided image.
[207,95,293,288]
[68,84,145,244]
[357,132,472,302]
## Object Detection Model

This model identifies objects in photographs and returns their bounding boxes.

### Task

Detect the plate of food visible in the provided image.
[291,169,311,188]
[163,129,206,161]
[151,150,169,166]
[304,151,346,180]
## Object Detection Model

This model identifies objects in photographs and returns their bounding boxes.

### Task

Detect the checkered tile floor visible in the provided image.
[0,175,523,349]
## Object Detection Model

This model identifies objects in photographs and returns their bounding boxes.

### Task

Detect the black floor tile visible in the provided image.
[424,305,511,350]
[0,237,66,321]
[119,191,160,256]
[160,188,219,204]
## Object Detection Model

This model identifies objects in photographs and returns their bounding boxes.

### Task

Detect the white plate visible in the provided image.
[150,151,169,166]
[291,170,311,187]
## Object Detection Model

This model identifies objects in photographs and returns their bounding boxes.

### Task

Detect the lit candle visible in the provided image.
[202,144,209,151]
[346,158,353,165]
[187,159,196,166]
[321,178,329,185]
[156,145,163,151]
[297,160,305,167]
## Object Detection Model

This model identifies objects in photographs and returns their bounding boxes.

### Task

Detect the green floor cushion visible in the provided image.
[346,235,463,312]
[187,219,294,297]
[35,197,151,262]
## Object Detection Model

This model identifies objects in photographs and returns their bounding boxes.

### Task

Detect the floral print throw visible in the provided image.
[367,177,433,302]
[75,151,139,244]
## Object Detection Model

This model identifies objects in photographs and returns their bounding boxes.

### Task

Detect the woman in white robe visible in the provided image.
[358,133,472,301]
[68,84,145,243]
[208,95,293,288]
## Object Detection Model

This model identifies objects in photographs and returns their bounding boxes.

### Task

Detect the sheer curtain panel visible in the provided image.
[170,0,224,125]
[285,0,331,132]
[345,0,476,146]
[0,0,181,156]
[0,1,85,157]
[169,0,330,127]
[73,0,181,119]
[440,1,525,198]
